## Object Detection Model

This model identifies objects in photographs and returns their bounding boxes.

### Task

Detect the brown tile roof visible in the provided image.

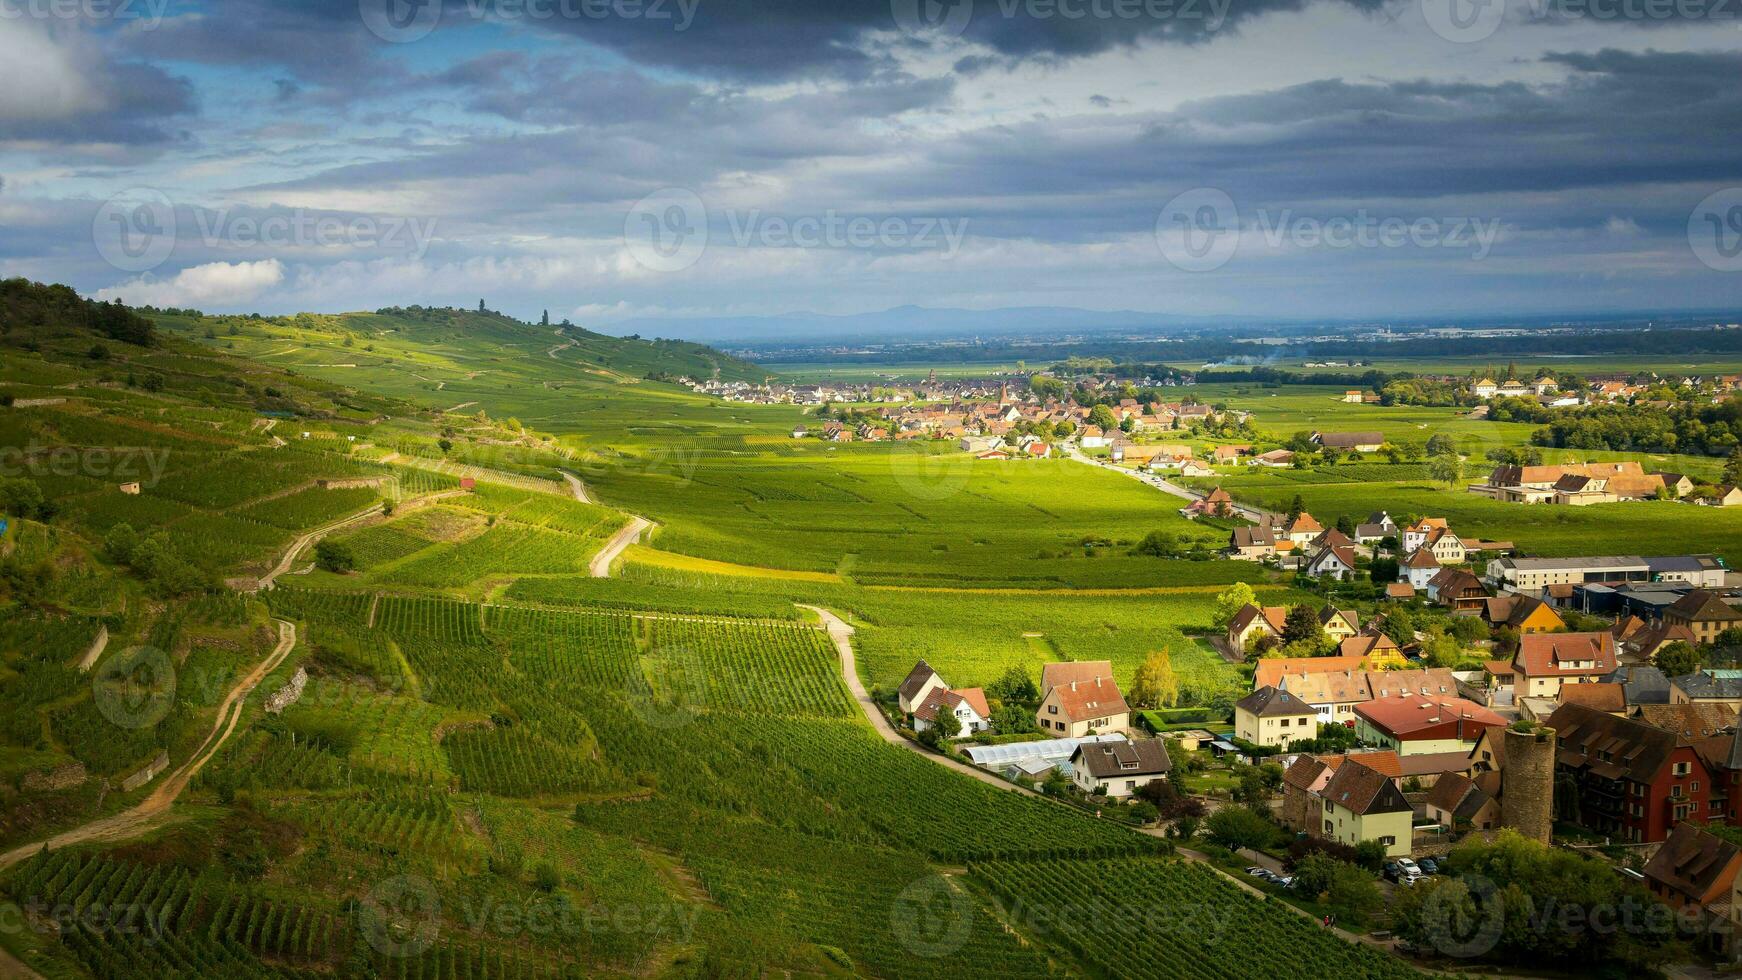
[1071,738,1172,779]
[1049,676,1129,722]
[1514,632,1617,678]
[1326,749,1404,778]
[1385,583,1416,598]
[1322,760,1413,815]
[1279,670,1371,706]
[1288,513,1324,534]
[954,687,990,719]
[1339,634,1401,659]
[1236,685,1316,718]
[1365,668,1460,700]
[1557,682,1626,714]
[898,661,940,703]
[1635,702,1739,739]
[1546,701,1683,783]
[1041,660,1113,694]
[1253,656,1366,690]
[1669,590,1742,625]
[1401,548,1441,569]
[1283,755,1333,790]
[1425,771,1487,817]
[1355,695,1504,740]
[1643,823,1742,905]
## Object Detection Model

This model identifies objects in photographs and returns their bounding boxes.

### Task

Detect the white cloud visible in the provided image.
[0,20,101,122]
[96,259,285,307]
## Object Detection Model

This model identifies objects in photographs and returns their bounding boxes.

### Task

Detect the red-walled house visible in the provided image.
[1545,702,1723,843]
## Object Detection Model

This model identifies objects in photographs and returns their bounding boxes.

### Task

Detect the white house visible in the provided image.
[913,687,992,737]
[1069,738,1172,797]
[1306,545,1359,581]
[1399,547,1442,590]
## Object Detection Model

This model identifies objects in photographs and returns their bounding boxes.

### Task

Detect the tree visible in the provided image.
[1425,433,1457,457]
[1283,603,1322,645]
[1133,530,1178,558]
[1088,404,1118,431]
[1130,649,1181,709]
[437,438,453,454]
[1286,494,1306,521]
[1726,447,1742,487]
[1325,863,1383,927]
[1334,514,1354,536]
[1204,806,1278,851]
[314,539,356,573]
[987,666,1039,704]
[1378,607,1415,646]
[1212,582,1257,630]
[932,703,962,740]
[532,861,561,892]
[1655,641,1701,679]
[1429,453,1464,486]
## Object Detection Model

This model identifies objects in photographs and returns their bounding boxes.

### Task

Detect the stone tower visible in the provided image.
[1500,726,1555,844]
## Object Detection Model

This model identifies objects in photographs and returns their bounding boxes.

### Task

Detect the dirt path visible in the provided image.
[591,518,653,578]
[0,620,298,873]
[797,605,1044,797]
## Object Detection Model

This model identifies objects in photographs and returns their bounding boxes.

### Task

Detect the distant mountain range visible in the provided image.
[600,306,1265,345]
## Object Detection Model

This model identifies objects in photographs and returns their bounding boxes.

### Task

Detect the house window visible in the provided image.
[1324,800,1333,812]
[1672,785,1684,799]
[1324,820,1333,835]
[1692,781,1701,793]
[1047,705,1058,715]
[1674,762,1692,776]
[1379,836,1396,847]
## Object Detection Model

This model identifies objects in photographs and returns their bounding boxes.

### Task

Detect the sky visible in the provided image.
[3,0,1742,331]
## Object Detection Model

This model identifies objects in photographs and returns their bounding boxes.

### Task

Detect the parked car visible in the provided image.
[1417,858,1439,875]
[1383,860,1402,882]
[1395,858,1422,880]
[1245,866,1269,878]
[1275,875,1296,889]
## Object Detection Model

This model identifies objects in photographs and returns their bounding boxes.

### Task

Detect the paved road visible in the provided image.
[0,620,299,874]
[561,470,595,504]
[1062,444,1273,523]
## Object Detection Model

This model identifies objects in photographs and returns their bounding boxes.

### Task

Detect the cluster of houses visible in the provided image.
[1471,461,1739,506]
[897,658,1183,796]
[788,387,1236,452]
[685,374,1012,405]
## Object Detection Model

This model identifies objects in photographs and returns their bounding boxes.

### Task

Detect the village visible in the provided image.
[872,448,1742,962]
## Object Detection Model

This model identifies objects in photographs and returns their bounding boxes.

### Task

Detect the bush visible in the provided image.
[1205,806,1280,852]
[314,539,356,573]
